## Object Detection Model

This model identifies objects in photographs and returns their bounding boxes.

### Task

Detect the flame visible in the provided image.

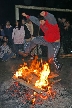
[35,63,50,89]
[14,56,50,90]
[32,98,35,104]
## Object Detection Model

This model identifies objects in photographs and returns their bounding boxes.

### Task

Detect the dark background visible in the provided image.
[0,0,72,25]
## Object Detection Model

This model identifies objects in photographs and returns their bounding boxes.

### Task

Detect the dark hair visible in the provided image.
[26,19,31,23]
[38,15,46,21]
[3,36,8,39]
[6,21,10,24]
[22,18,25,21]
[15,20,21,30]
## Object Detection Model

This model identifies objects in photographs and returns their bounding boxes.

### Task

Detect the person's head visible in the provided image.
[3,36,8,42]
[38,16,46,25]
[2,41,7,46]
[61,18,66,23]
[66,21,70,27]
[15,20,21,30]
[26,19,32,24]
[16,20,19,26]
[6,21,10,26]
[22,19,25,25]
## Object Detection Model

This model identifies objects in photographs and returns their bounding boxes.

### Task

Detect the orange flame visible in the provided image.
[35,63,50,89]
[14,56,50,90]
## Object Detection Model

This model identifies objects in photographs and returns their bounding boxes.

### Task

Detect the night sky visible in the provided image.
[0,0,72,25]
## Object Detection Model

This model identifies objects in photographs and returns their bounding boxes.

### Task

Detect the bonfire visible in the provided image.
[13,56,60,93]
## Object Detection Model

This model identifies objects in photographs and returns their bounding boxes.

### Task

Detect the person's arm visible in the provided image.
[40,11,57,25]
[22,13,40,26]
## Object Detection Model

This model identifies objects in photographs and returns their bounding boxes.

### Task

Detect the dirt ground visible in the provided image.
[0,57,72,95]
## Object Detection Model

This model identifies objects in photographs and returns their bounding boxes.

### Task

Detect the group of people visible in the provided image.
[58,17,72,54]
[1,11,70,72]
[0,18,40,61]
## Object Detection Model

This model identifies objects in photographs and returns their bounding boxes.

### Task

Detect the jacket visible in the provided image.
[26,12,60,43]
[12,26,25,44]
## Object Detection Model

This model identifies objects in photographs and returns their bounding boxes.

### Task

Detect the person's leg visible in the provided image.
[25,36,48,53]
[47,42,61,71]
[2,53,8,61]
[52,42,61,70]
[18,44,23,51]
[47,42,54,60]
[19,36,48,57]
[13,44,19,57]
[2,53,14,61]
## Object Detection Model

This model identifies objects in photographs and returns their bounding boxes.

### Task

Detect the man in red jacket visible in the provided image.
[19,11,61,71]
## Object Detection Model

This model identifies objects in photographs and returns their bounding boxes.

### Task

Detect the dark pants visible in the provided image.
[13,44,23,57]
[24,36,60,69]
[63,40,71,54]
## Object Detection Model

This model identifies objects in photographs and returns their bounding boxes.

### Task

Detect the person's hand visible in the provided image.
[58,18,61,21]
[40,11,45,16]
[22,13,27,17]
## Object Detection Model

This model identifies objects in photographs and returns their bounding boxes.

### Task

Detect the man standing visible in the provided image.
[4,21,13,50]
[19,11,61,71]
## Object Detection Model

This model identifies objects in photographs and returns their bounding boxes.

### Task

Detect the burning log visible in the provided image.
[48,72,59,79]
[13,75,42,93]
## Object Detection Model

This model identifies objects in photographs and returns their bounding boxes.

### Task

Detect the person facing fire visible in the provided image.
[19,11,61,71]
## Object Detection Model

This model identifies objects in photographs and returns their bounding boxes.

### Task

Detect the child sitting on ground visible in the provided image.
[0,41,14,61]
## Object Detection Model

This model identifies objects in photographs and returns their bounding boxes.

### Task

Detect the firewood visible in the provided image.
[12,75,42,93]
[48,72,59,79]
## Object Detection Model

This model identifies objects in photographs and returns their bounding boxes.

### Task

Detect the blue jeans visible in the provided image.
[2,53,14,61]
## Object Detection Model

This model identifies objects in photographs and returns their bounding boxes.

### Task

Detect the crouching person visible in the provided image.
[0,41,14,61]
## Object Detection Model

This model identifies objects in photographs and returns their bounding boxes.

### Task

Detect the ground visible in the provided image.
[0,57,72,93]
[0,57,72,108]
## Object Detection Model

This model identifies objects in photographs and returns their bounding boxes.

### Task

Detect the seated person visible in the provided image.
[0,25,5,45]
[0,41,14,61]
